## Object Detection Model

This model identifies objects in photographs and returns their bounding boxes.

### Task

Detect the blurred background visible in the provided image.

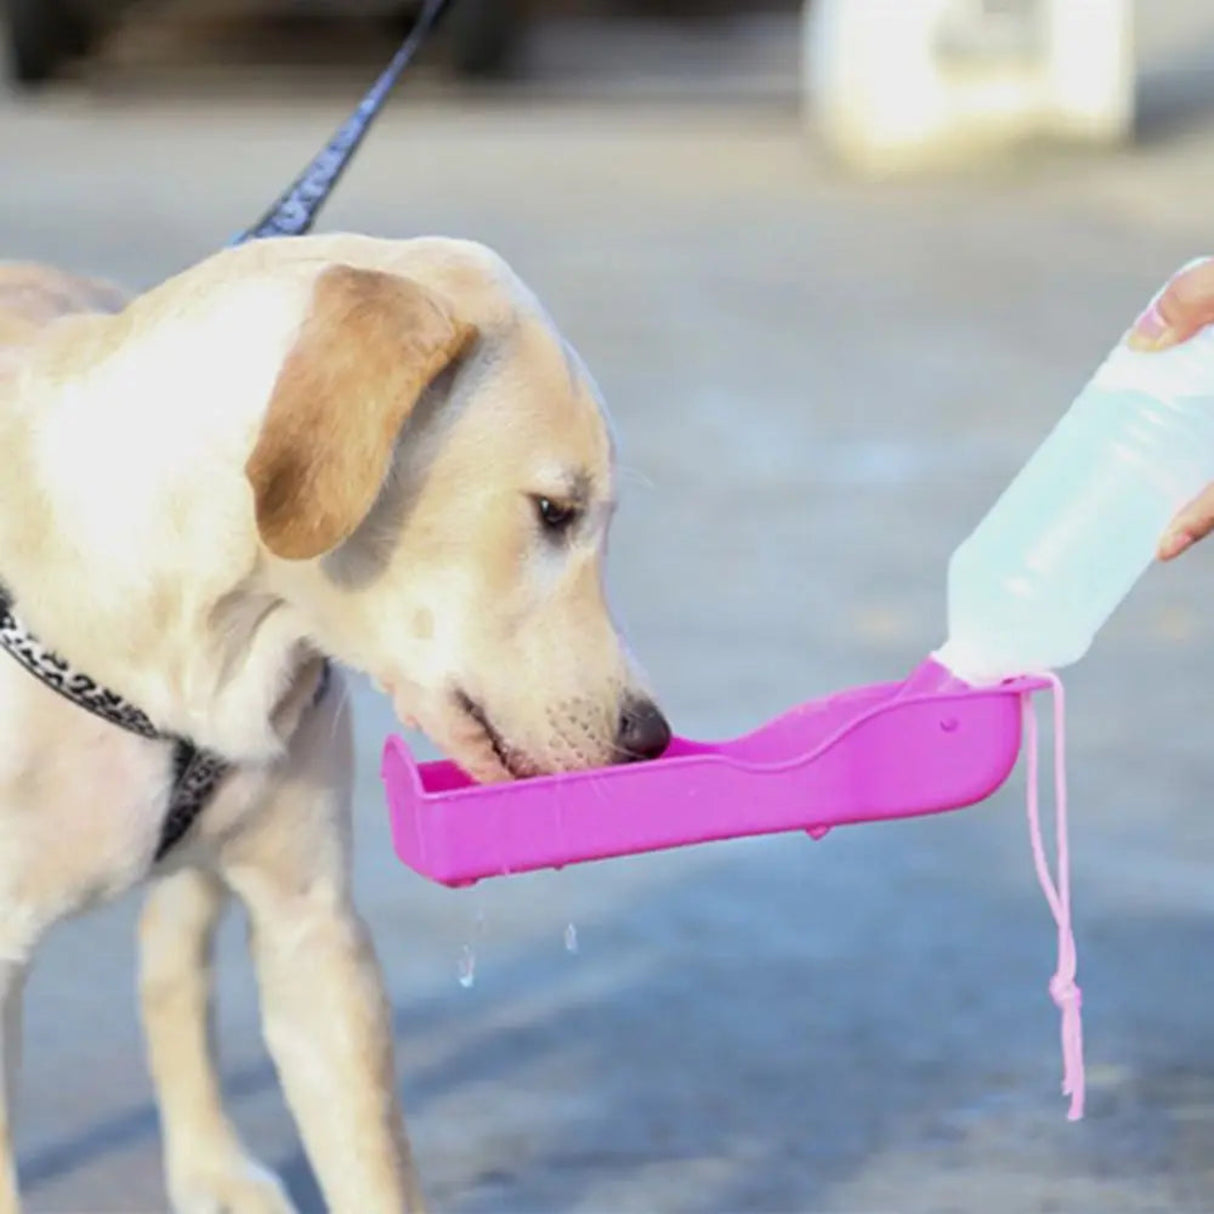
[7,1,1214,1210]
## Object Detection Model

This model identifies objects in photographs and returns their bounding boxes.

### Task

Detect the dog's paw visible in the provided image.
[168,1153,298,1214]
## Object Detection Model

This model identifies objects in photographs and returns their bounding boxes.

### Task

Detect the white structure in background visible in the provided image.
[805,0,1135,172]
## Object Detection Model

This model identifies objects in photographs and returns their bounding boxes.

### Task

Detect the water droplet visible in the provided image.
[456,894,487,989]
[807,825,830,841]
[457,944,476,989]
[940,717,959,733]
[564,923,579,954]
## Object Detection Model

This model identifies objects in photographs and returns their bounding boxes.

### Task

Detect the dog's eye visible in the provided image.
[534,497,580,533]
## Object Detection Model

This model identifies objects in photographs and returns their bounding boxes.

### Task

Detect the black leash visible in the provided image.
[233,0,454,244]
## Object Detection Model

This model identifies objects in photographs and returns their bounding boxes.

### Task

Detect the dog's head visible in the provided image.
[243,238,669,780]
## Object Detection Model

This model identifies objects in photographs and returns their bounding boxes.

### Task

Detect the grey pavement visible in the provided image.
[8,3,1214,1211]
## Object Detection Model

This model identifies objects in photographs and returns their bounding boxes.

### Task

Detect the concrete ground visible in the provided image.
[7,2,1214,1210]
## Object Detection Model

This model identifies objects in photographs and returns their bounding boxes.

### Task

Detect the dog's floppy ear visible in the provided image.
[246,263,475,561]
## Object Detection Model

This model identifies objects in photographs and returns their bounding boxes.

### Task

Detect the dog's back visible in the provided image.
[0,262,128,347]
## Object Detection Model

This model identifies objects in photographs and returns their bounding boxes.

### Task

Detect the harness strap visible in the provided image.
[152,661,331,862]
[0,589,160,739]
[0,586,330,862]
[156,740,231,862]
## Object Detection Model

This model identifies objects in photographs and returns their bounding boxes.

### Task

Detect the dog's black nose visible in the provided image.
[615,697,672,763]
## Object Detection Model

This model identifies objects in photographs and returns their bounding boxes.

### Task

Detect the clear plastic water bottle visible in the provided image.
[937,263,1214,685]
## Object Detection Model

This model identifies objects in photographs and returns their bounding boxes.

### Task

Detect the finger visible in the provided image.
[1128,257,1214,351]
[1158,484,1214,559]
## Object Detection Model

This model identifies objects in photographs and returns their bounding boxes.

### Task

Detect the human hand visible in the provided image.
[1126,257,1214,559]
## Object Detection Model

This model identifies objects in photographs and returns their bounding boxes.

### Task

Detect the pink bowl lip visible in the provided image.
[381,659,1050,802]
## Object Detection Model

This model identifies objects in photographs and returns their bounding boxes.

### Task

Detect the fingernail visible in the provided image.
[1160,529,1194,560]
[1127,301,1175,351]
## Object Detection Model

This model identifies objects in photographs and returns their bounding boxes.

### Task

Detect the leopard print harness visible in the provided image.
[0,586,329,862]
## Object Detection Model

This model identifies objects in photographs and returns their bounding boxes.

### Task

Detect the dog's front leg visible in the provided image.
[0,957,26,1214]
[236,877,422,1214]
[140,868,297,1214]
[221,687,425,1214]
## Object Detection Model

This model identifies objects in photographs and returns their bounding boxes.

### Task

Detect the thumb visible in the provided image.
[1128,257,1214,352]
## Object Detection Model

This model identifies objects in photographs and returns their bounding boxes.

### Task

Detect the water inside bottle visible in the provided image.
[942,386,1214,682]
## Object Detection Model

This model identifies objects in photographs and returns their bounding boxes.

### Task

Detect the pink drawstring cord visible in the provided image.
[1022,676,1084,1121]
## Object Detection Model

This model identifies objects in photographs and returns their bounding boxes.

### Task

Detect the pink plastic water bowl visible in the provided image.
[382,659,1049,888]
